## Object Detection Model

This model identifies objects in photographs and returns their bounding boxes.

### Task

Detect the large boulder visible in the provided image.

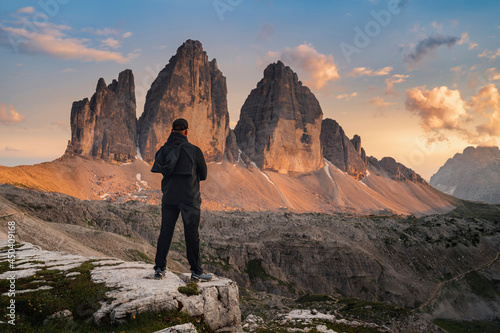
[234,61,324,174]
[137,40,230,163]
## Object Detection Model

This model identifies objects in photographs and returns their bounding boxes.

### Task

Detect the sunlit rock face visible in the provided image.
[234,61,324,174]
[320,118,367,180]
[137,39,230,163]
[65,69,137,163]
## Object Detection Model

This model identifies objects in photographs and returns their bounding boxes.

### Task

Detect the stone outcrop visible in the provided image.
[430,146,500,204]
[137,39,230,163]
[369,156,425,183]
[320,118,367,180]
[234,61,324,174]
[65,69,137,163]
[0,241,242,332]
[224,129,240,164]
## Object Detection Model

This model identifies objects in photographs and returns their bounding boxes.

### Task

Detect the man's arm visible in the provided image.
[196,147,207,181]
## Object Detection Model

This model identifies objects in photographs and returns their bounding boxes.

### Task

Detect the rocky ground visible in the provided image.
[0,241,240,332]
[1,184,500,332]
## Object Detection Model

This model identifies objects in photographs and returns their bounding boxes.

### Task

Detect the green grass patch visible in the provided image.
[337,297,410,324]
[450,201,500,222]
[433,319,500,333]
[126,249,153,263]
[245,259,273,281]
[0,261,112,331]
[178,282,200,296]
[296,294,334,303]
[0,260,215,332]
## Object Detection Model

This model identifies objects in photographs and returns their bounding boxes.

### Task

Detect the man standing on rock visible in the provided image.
[151,118,212,282]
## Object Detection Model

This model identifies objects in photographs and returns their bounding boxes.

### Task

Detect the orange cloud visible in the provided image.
[0,21,139,63]
[347,66,393,77]
[385,74,409,95]
[468,84,500,137]
[336,92,358,101]
[405,86,468,132]
[369,96,394,108]
[0,103,25,125]
[101,37,121,49]
[405,84,500,145]
[264,44,340,89]
[478,48,500,60]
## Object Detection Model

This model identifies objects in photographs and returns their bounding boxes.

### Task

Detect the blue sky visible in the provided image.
[1,0,500,179]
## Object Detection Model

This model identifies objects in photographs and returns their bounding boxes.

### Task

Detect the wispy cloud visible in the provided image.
[347,66,392,78]
[101,37,121,49]
[486,68,500,81]
[336,92,358,101]
[404,34,462,69]
[385,74,409,95]
[16,6,35,14]
[0,16,139,63]
[264,43,340,89]
[478,48,500,60]
[122,32,132,38]
[0,103,25,125]
[61,68,77,73]
[369,96,394,108]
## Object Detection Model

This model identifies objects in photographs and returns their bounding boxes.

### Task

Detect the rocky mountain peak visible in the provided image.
[320,118,367,180]
[430,145,500,203]
[137,39,229,163]
[234,61,324,173]
[65,69,137,163]
[96,77,107,92]
[369,156,425,183]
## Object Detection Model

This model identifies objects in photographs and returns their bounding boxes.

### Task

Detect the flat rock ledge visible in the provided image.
[0,241,242,332]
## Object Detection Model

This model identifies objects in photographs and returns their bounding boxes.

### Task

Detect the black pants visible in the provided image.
[154,202,203,274]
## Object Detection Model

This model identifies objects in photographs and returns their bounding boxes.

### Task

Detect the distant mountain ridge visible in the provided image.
[430,146,500,204]
[0,39,454,215]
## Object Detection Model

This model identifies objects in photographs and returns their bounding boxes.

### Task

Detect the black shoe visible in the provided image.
[191,272,213,282]
[154,268,166,280]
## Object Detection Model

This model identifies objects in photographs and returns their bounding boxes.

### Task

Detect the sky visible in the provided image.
[1,0,500,180]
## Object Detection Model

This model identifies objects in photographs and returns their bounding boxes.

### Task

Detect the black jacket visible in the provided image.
[155,132,207,204]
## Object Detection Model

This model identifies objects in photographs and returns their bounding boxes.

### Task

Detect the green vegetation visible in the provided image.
[296,294,334,303]
[245,259,273,281]
[450,200,500,222]
[126,249,153,263]
[178,282,200,296]
[0,260,214,332]
[433,319,500,333]
[203,254,232,272]
[0,261,111,331]
[337,297,410,325]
